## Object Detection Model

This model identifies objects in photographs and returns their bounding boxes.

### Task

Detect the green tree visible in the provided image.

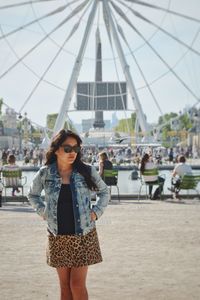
[158,112,178,126]
[115,112,136,134]
[157,112,192,147]
[46,114,76,132]
[179,114,192,130]
[0,98,3,115]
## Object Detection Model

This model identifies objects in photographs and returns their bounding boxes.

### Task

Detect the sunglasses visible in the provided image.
[61,144,81,153]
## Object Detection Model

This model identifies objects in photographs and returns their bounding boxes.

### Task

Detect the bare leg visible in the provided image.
[70,266,89,300]
[56,267,73,300]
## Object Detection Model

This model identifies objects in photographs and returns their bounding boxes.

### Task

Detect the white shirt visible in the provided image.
[174,163,192,177]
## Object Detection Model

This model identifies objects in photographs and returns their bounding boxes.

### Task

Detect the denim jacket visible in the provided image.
[28,162,109,236]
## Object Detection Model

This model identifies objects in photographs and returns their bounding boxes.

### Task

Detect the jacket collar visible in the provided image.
[48,161,58,176]
[47,161,77,178]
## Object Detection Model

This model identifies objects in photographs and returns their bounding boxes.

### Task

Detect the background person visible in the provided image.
[140,153,165,200]
[98,151,117,188]
[168,148,174,164]
[3,154,21,196]
[169,155,192,196]
[98,151,113,177]
[2,149,8,165]
[28,130,109,300]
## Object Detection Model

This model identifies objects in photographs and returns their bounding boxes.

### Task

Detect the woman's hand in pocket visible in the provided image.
[90,211,97,221]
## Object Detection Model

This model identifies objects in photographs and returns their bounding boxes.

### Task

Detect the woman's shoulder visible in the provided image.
[38,165,49,176]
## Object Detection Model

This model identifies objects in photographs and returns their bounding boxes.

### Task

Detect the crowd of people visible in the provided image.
[0,142,197,201]
[0,147,45,166]
[82,144,197,167]
[0,144,198,168]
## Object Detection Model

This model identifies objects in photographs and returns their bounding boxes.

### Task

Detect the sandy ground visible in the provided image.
[0,198,200,300]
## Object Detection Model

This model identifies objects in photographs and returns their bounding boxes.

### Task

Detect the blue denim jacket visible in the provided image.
[28,162,109,236]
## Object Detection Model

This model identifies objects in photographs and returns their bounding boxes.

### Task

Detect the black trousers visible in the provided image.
[146,176,165,197]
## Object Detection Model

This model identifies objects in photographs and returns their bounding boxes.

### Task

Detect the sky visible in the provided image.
[0,0,200,131]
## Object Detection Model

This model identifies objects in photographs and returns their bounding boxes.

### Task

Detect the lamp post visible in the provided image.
[192,110,200,157]
[18,114,23,156]
[23,112,31,148]
[193,111,200,133]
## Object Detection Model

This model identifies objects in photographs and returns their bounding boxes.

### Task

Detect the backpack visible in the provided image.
[130,170,138,180]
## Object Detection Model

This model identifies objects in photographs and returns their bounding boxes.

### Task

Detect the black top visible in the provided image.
[102,160,115,186]
[103,159,113,170]
[57,184,75,235]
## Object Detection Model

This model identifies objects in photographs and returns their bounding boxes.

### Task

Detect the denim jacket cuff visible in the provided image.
[92,206,103,220]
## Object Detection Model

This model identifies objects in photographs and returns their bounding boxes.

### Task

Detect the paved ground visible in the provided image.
[0,198,200,300]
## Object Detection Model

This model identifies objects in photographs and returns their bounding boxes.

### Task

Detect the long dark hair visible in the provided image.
[99,152,108,162]
[140,153,150,174]
[45,129,98,190]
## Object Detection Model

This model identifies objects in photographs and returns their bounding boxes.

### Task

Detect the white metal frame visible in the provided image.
[53,0,149,137]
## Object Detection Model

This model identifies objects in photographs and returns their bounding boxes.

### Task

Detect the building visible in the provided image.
[2,108,18,136]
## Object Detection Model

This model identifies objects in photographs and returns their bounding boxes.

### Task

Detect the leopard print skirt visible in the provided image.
[46,228,103,268]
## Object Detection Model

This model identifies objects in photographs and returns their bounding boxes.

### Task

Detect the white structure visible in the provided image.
[2,108,17,130]
[53,0,149,137]
[1,1,199,143]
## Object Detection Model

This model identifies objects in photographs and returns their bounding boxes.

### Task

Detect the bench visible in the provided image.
[179,174,200,198]
[1,169,27,196]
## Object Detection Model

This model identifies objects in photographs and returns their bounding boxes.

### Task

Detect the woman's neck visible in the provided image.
[57,159,73,173]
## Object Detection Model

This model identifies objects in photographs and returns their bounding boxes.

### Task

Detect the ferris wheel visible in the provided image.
[0,0,200,138]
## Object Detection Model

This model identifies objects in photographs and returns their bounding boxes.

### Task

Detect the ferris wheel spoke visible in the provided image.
[111,1,200,103]
[103,2,112,42]
[0,0,81,41]
[19,1,92,113]
[102,0,171,62]
[169,14,199,95]
[0,24,66,92]
[30,0,82,58]
[0,0,90,80]
[1,0,199,133]
[0,0,59,10]
[136,27,200,91]
[125,0,200,23]
[102,6,130,132]
[116,21,164,116]
[118,1,200,57]
[103,0,149,134]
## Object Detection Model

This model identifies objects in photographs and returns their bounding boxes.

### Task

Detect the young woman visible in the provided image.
[28,130,109,300]
[98,152,113,177]
[140,153,165,200]
[169,155,192,196]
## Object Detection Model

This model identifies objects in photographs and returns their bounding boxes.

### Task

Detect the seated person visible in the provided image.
[3,154,21,196]
[98,152,115,185]
[99,152,113,176]
[140,153,165,200]
[169,155,192,196]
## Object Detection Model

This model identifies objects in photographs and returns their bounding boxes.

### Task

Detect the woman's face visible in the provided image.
[55,136,80,165]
